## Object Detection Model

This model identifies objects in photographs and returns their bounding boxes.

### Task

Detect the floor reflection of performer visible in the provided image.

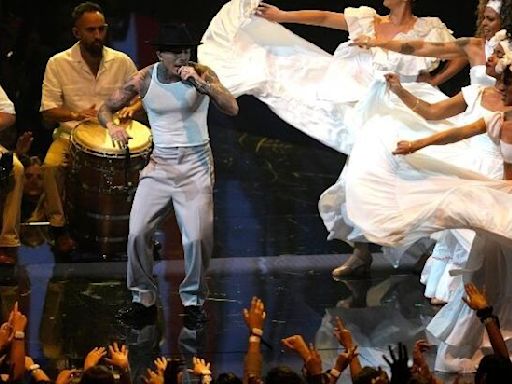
[198,0,466,279]
[99,24,238,326]
[40,2,137,255]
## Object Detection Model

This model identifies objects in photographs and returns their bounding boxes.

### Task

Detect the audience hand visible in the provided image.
[56,370,73,384]
[281,335,311,361]
[304,344,323,376]
[334,345,358,373]
[15,132,33,156]
[8,302,27,332]
[104,342,129,371]
[189,357,211,376]
[153,357,168,374]
[0,322,13,350]
[383,343,411,384]
[333,317,354,350]
[84,347,107,370]
[143,368,164,384]
[462,283,488,311]
[243,297,266,332]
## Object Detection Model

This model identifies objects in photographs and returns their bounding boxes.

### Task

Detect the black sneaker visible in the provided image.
[183,305,208,324]
[116,303,157,325]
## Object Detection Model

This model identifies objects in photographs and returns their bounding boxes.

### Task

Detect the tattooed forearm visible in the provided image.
[202,68,239,116]
[400,43,417,55]
[455,37,471,49]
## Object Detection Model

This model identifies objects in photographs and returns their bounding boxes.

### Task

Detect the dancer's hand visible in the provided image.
[393,140,419,155]
[462,283,488,310]
[350,35,377,49]
[255,3,285,23]
[384,73,404,94]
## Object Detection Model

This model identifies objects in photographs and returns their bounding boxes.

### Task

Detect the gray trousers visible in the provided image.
[127,144,214,307]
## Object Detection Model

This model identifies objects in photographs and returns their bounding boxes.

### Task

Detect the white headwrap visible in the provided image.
[486,0,502,14]
[496,51,512,73]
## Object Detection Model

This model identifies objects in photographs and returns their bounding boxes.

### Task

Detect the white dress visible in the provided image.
[198,0,455,155]
[422,85,503,302]
[426,114,512,373]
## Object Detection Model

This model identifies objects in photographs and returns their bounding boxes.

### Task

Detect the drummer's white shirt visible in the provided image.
[0,85,15,115]
[40,42,137,138]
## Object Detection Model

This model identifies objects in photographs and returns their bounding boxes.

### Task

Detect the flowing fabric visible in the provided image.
[198,0,455,154]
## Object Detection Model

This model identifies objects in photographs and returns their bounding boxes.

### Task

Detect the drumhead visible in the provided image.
[71,121,152,156]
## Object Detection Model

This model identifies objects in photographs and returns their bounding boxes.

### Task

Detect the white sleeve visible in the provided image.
[40,57,63,111]
[0,85,15,114]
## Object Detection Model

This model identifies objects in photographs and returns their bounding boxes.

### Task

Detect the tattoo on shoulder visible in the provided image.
[400,43,416,55]
[455,38,471,48]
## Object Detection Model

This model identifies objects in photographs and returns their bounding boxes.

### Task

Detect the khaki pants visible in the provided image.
[42,137,70,227]
[0,146,24,248]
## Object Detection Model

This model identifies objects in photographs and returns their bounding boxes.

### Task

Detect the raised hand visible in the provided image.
[333,317,354,350]
[189,357,211,376]
[281,335,310,360]
[462,283,489,311]
[0,322,14,349]
[84,346,107,370]
[334,345,359,373]
[142,368,163,384]
[104,342,129,371]
[243,296,266,331]
[304,344,323,376]
[15,132,33,156]
[254,3,285,23]
[383,343,411,384]
[8,302,27,332]
[153,357,168,374]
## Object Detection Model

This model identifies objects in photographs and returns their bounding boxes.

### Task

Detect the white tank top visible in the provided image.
[142,63,210,148]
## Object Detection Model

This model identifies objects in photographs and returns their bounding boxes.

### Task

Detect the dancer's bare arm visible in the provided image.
[256,3,347,30]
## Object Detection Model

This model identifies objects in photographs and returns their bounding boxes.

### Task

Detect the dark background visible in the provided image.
[0,0,481,257]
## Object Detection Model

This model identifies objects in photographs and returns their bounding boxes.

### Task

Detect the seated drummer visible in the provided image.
[40,1,137,254]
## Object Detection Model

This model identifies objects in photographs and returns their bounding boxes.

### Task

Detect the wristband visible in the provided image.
[29,364,41,373]
[251,328,263,337]
[14,331,25,340]
[329,368,341,378]
[483,315,500,329]
[476,306,493,320]
[249,335,261,343]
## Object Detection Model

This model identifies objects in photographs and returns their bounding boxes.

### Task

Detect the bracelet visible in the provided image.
[411,97,420,112]
[249,335,261,343]
[329,368,341,378]
[483,315,501,329]
[251,328,263,337]
[476,306,493,320]
[14,331,25,340]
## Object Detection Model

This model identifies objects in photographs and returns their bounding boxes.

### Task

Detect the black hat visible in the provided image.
[150,23,201,49]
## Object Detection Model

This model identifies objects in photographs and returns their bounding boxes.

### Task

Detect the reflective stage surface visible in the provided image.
[4,250,468,384]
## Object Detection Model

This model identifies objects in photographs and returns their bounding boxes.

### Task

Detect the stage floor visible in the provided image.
[2,248,469,384]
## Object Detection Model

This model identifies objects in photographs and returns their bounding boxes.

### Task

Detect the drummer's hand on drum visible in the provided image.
[107,123,131,150]
[76,104,99,123]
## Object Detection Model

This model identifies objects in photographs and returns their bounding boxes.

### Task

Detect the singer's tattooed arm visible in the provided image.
[98,67,151,128]
[192,63,239,116]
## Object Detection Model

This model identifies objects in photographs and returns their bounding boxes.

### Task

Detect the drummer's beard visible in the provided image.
[83,40,104,58]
